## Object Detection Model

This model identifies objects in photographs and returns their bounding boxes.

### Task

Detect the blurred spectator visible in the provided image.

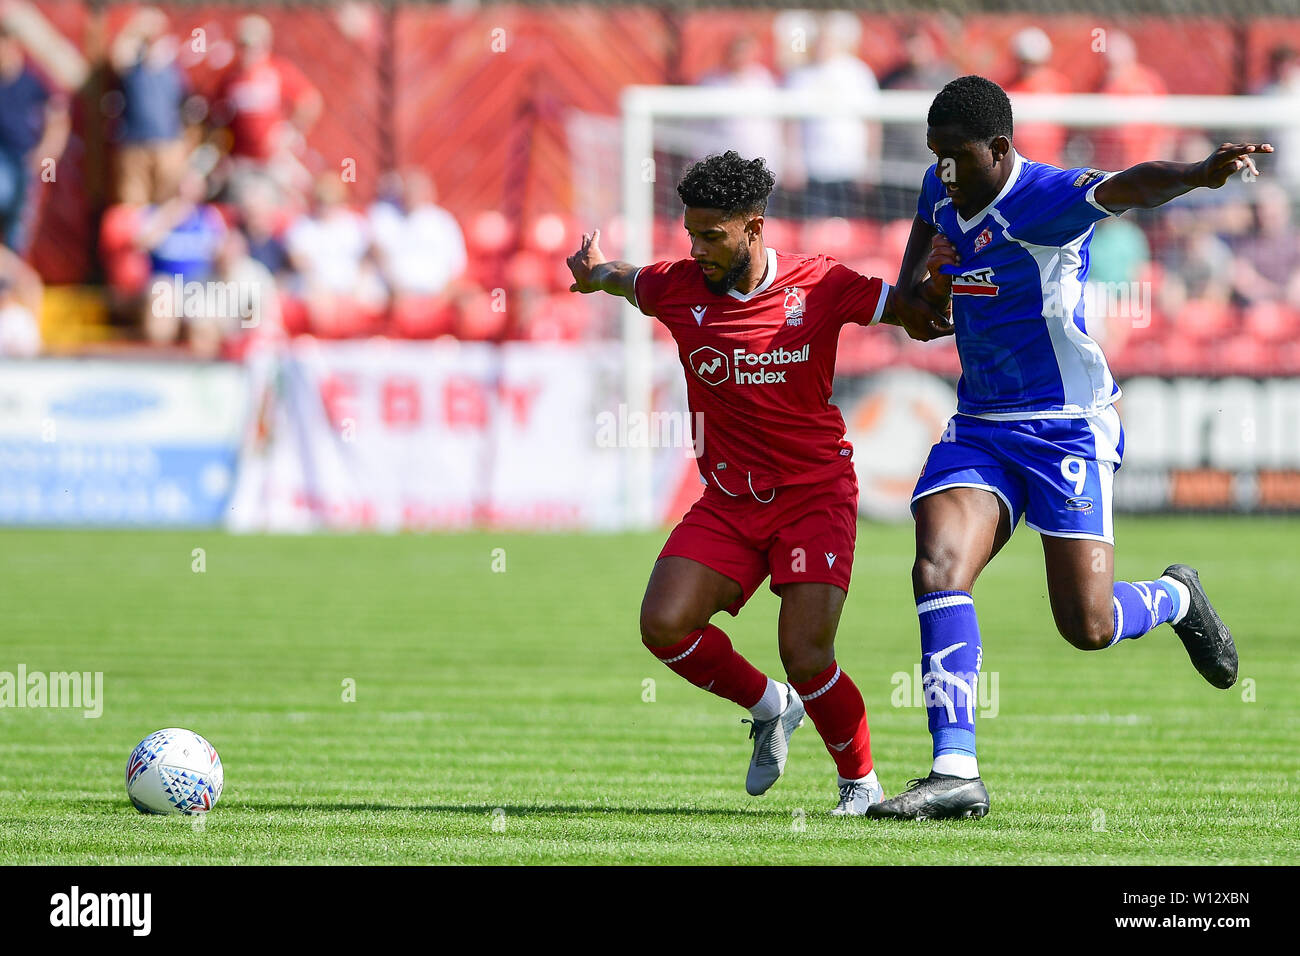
[369,168,466,336]
[110,7,190,205]
[879,27,955,91]
[1089,216,1150,288]
[1094,31,1171,170]
[1254,46,1300,190]
[784,12,879,217]
[1230,183,1300,308]
[211,15,321,195]
[136,168,227,345]
[698,34,785,180]
[878,27,957,218]
[0,244,42,356]
[188,229,281,359]
[233,174,291,276]
[283,173,386,338]
[0,23,70,253]
[1005,27,1072,168]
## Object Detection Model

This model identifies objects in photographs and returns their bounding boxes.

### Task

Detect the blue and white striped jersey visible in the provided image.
[918,151,1123,419]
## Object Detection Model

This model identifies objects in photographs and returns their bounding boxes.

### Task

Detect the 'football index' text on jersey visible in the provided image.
[690,344,811,386]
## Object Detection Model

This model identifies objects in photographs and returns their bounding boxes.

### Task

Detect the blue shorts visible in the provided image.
[911,406,1125,544]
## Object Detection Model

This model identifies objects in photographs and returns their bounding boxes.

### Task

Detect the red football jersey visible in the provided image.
[634,248,889,494]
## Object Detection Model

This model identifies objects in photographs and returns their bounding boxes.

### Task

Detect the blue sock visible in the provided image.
[917,591,982,766]
[1109,579,1181,645]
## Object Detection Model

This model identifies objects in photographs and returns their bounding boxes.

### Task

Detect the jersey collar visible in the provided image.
[726,247,778,301]
[954,151,1024,233]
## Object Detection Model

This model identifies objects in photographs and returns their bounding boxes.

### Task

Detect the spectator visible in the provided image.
[1089,216,1151,289]
[0,244,42,356]
[878,27,957,217]
[283,173,386,338]
[1230,183,1300,308]
[136,168,227,346]
[369,168,466,336]
[698,34,785,180]
[784,12,879,217]
[211,15,321,195]
[1005,27,1072,168]
[1254,46,1300,190]
[110,7,190,205]
[233,174,291,276]
[189,229,281,359]
[1094,31,1171,170]
[0,23,70,253]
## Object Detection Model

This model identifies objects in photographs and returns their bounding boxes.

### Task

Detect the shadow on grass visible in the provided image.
[73,797,781,818]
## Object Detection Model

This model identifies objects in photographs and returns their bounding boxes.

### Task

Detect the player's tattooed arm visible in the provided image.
[566,229,639,304]
[884,217,954,340]
[1095,143,1274,214]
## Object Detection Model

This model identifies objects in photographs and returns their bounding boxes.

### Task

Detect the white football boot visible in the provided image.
[830,772,884,816]
[743,685,805,795]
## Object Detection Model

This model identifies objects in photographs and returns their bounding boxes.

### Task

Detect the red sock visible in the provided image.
[791,661,872,779]
[648,624,768,710]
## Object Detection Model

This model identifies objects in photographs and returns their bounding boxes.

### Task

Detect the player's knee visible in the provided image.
[639,599,699,649]
[1057,608,1114,651]
[779,640,834,685]
[913,548,963,596]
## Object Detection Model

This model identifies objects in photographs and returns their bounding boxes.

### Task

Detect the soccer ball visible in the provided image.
[125,728,223,815]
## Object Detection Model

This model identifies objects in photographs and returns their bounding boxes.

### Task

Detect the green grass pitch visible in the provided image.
[1,518,1296,865]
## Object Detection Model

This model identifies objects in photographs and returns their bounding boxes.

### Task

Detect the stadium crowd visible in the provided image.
[0,8,1297,369]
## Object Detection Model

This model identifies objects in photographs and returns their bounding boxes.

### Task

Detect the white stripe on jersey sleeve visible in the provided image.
[869,281,892,326]
[1085,172,1122,218]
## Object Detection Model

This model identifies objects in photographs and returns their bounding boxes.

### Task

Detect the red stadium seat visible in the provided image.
[390,296,457,339]
[525,294,591,342]
[523,213,576,256]
[801,218,857,261]
[100,204,142,255]
[466,210,515,256]
[881,219,914,263]
[456,289,509,341]
[1174,299,1234,342]
[1242,301,1300,344]
[761,217,798,253]
[505,250,550,292]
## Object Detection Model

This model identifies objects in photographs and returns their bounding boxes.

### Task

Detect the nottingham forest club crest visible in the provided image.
[783,287,805,326]
[973,227,993,253]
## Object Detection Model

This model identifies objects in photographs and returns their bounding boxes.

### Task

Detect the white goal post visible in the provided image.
[617,87,1300,528]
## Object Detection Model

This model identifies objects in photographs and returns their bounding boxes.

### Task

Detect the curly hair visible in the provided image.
[927,75,1014,143]
[676,151,776,217]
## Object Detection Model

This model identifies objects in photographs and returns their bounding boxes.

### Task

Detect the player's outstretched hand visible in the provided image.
[1194,143,1274,189]
[567,229,609,294]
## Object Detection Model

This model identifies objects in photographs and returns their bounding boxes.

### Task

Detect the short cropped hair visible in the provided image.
[927,75,1014,143]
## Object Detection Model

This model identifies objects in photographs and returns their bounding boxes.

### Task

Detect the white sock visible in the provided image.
[932,753,979,779]
[837,769,879,788]
[1159,575,1192,625]
[749,679,787,721]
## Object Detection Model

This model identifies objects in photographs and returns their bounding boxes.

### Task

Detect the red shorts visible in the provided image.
[658,464,859,616]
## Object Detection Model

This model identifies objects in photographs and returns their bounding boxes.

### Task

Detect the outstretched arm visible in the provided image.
[1094,142,1274,214]
[567,230,640,305]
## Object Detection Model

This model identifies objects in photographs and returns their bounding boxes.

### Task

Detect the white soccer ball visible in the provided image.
[125,728,223,815]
